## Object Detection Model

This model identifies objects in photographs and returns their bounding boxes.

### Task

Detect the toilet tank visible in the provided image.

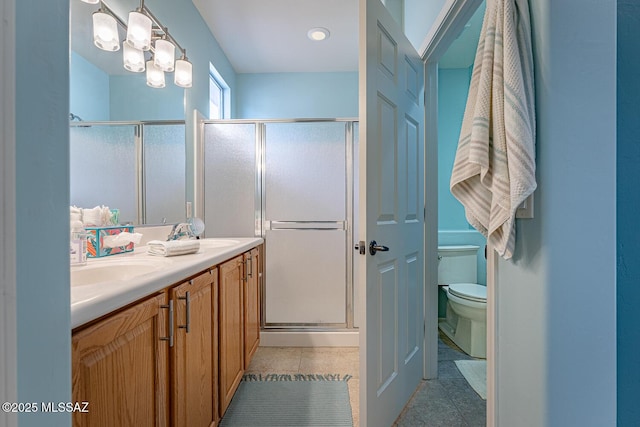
[437,245,480,285]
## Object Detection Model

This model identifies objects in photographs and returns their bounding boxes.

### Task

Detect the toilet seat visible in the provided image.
[448,283,486,303]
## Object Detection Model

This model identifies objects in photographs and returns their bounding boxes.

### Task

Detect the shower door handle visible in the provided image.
[369,240,389,255]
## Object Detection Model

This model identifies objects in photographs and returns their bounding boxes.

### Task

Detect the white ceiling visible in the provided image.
[191,0,359,74]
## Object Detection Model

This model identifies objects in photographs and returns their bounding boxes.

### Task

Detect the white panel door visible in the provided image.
[359,0,425,425]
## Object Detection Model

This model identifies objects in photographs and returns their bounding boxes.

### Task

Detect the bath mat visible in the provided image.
[455,360,487,400]
[220,374,353,426]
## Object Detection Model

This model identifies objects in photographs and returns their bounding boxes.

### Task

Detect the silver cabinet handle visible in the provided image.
[248,255,253,278]
[160,299,174,347]
[369,240,390,255]
[178,291,190,333]
[243,258,248,282]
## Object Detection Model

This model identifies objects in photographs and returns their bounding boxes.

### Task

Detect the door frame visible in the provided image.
[419,0,496,425]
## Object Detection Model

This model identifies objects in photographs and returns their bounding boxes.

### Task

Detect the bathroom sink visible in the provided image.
[197,239,241,249]
[71,259,170,286]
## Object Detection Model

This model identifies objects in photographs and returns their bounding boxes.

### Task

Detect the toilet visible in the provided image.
[438,245,486,359]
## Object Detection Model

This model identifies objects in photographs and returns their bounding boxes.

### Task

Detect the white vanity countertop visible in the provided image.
[71,237,263,329]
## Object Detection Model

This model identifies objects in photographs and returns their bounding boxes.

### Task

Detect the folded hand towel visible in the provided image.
[147,239,200,257]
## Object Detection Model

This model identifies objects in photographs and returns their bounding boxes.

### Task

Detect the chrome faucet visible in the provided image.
[167,223,193,241]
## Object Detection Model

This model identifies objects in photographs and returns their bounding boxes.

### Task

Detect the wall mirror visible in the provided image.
[69,0,187,226]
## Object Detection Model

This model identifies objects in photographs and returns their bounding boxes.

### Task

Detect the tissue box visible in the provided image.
[86,226,134,258]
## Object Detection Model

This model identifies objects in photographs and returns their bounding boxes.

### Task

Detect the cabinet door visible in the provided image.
[244,248,260,368]
[171,269,219,427]
[72,292,169,427]
[218,255,244,417]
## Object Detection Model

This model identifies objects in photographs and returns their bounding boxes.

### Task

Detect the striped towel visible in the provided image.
[147,239,200,257]
[450,0,536,259]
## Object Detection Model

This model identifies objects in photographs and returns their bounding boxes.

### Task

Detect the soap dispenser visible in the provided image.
[70,220,87,266]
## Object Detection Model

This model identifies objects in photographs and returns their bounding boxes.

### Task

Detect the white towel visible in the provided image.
[450,0,536,259]
[81,205,112,227]
[147,239,200,257]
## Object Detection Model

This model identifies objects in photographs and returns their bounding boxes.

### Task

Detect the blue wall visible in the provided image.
[438,67,473,230]
[70,52,110,121]
[617,1,640,424]
[15,0,71,425]
[236,72,358,119]
[437,67,486,285]
[70,53,185,121]
[109,74,185,121]
[496,0,617,424]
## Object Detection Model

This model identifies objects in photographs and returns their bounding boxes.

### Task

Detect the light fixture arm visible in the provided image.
[98,1,126,29]
[138,5,186,57]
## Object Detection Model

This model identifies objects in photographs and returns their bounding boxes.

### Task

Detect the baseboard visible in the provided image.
[260,330,359,347]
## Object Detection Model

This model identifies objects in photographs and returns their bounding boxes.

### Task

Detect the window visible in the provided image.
[209,63,229,119]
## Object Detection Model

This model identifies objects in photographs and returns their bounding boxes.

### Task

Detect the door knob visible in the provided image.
[369,240,389,255]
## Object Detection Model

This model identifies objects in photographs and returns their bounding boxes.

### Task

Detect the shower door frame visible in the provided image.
[196,118,358,331]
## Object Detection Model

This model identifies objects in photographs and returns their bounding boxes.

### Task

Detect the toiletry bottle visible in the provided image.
[70,220,87,266]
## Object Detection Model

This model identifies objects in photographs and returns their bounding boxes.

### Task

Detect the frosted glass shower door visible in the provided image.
[264,122,348,326]
[203,123,258,237]
[70,125,137,223]
[144,123,186,224]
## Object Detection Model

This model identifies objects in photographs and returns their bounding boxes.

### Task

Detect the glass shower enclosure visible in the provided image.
[200,119,358,330]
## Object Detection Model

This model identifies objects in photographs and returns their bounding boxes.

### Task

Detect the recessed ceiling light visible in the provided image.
[307,27,330,41]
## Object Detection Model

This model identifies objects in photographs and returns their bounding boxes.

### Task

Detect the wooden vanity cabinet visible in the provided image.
[218,255,245,417]
[72,292,170,427]
[72,243,263,426]
[171,268,219,427]
[243,247,260,368]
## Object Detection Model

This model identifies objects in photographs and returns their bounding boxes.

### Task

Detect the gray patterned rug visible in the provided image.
[220,374,353,426]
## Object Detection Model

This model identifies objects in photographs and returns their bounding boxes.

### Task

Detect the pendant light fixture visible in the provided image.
[83,0,192,89]
[154,38,175,72]
[123,43,145,72]
[126,10,152,51]
[174,54,193,88]
[92,10,119,51]
[146,59,165,88]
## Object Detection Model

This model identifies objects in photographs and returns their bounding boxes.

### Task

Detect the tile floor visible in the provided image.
[394,332,486,426]
[243,333,485,427]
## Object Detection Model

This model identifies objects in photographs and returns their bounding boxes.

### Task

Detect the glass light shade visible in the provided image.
[81,0,100,4]
[174,59,192,88]
[146,60,165,88]
[154,39,175,72]
[93,12,120,52]
[123,43,145,73]
[126,11,152,51]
